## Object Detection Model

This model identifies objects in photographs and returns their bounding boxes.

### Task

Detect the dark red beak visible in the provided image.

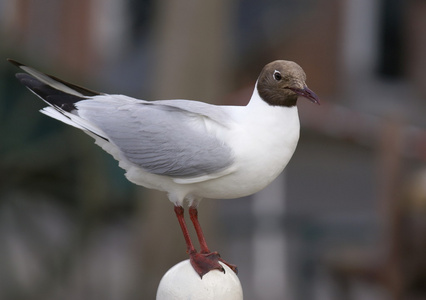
[289,86,320,105]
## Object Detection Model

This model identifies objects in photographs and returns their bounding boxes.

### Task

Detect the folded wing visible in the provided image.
[10,60,235,181]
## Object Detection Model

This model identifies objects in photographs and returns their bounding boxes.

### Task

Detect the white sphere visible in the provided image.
[156,259,243,300]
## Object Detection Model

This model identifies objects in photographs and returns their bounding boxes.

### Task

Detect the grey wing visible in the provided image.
[81,100,235,178]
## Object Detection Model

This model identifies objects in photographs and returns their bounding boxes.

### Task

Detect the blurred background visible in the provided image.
[1,0,426,299]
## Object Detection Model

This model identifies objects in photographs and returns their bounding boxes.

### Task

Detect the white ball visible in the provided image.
[156,259,243,300]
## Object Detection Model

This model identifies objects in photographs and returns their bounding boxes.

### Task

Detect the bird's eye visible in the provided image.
[273,70,282,81]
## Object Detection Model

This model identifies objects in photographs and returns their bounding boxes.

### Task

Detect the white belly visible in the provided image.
[102,103,300,205]
[190,105,300,199]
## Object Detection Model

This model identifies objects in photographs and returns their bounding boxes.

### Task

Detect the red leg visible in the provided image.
[174,205,225,278]
[188,205,238,275]
[189,205,209,253]
[174,206,196,254]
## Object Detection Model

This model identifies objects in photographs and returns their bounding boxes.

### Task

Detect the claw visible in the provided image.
[189,252,225,278]
[218,257,238,274]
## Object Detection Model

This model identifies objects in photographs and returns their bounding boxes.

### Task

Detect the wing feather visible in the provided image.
[9,59,235,181]
[78,97,235,178]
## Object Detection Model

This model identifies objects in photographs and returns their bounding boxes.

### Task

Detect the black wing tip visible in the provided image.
[14,73,84,112]
[15,73,36,87]
[15,73,41,87]
[15,72,28,80]
[7,58,25,68]
[9,58,103,97]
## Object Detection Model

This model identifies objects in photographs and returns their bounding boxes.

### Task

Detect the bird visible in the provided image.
[8,58,320,278]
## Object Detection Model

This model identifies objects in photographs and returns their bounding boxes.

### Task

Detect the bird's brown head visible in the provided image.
[257,60,320,107]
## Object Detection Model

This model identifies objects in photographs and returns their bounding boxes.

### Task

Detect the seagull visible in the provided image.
[8,58,319,278]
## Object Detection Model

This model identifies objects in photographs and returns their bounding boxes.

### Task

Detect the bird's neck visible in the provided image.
[243,83,299,126]
[247,82,293,110]
[246,82,267,108]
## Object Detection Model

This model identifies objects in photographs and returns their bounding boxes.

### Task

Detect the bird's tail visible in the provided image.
[8,59,101,111]
[8,59,108,140]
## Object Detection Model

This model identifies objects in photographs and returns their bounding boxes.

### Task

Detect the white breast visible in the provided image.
[91,89,301,204]
[189,92,300,200]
